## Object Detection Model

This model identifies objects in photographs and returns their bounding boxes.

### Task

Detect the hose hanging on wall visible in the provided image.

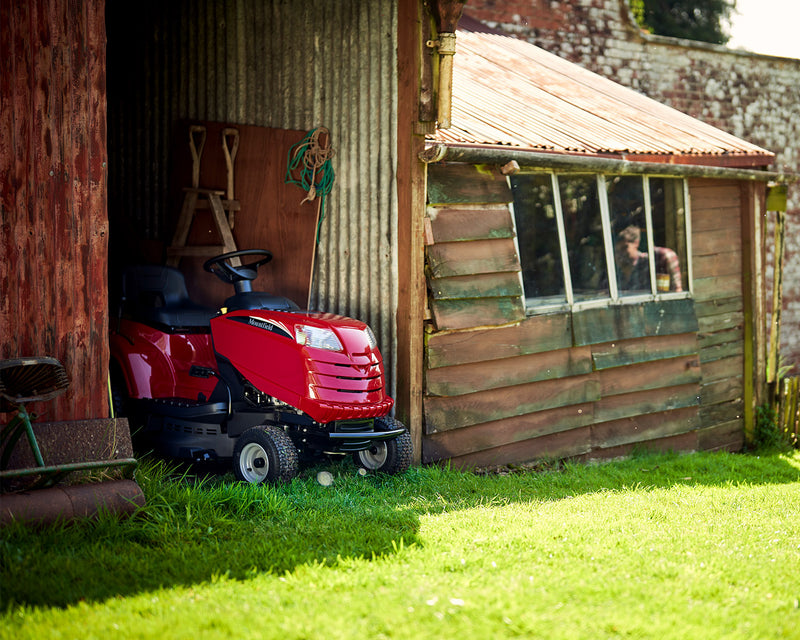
[285,127,335,241]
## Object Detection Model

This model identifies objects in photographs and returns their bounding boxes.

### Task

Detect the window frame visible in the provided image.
[510,171,693,315]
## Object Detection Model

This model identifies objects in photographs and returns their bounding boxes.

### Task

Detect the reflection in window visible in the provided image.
[559,175,608,300]
[510,174,566,307]
[510,172,690,310]
[607,175,650,296]
[649,178,687,293]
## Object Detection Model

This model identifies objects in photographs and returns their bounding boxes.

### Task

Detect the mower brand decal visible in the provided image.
[229,315,292,340]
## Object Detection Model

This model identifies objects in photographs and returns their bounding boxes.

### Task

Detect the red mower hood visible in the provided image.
[210,310,393,423]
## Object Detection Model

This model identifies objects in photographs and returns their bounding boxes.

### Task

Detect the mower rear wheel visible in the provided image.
[233,425,299,484]
[353,417,413,475]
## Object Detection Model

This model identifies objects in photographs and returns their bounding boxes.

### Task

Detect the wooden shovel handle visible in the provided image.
[188,125,206,189]
[222,128,240,201]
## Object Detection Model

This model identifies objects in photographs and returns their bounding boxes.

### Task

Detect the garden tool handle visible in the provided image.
[222,128,240,201]
[189,125,206,189]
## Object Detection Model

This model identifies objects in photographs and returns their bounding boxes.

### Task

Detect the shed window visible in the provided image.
[510,173,690,311]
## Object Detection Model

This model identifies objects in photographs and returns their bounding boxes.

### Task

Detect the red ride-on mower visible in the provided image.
[110,249,413,483]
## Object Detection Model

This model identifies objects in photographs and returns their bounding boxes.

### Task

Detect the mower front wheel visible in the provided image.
[233,425,299,484]
[353,417,413,475]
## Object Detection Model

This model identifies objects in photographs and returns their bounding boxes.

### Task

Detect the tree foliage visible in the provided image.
[631,0,737,45]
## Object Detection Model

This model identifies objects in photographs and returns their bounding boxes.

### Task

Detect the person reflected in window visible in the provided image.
[615,225,682,293]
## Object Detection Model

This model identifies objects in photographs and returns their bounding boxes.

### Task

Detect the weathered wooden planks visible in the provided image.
[591,406,700,450]
[700,376,743,405]
[441,426,593,469]
[427,163,513,205]
[426,346,592,396]
[424,192,525,330]
[692,228,741,257]
[428,297,526,331]
[426,237,520,278]
[429,271,523,300]
[426,205,515,243]
[421,172,750,467]
[591,333,699,370]
[423,403,594,462]
[594,383,700,424]
[696,419,745,452]
[584,430,699,462]
[598,355,701,397]
[424,374,600,433]
[692,274,741,302]
[572,299,698,346]
[426,314,573,368]
[1,0,109,421]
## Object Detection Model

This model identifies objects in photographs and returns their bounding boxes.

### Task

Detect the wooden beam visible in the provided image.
[740,181,766,444]
[395,0,428,463]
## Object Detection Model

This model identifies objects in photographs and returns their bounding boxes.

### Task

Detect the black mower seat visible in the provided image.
[223,291,300,313]
[122,265,217,330]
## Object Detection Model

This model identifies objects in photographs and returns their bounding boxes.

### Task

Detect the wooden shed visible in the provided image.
[0,1,780,474]
[417,22,776,468]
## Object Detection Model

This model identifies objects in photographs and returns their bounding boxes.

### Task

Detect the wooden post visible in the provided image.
[395,0,430,463]
[740,181,766,445]
[767,210,786,392]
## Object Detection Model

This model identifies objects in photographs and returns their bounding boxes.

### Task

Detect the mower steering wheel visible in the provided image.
[203,249,273,285]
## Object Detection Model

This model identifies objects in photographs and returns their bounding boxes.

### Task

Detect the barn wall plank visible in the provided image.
[426,205,515,243]
[572,299,698,346]
[424,374,600,433]
[700,355,744,383]
[591,406,700,450]
[700,376,743,405]
[422,403,594,461]
[426,237,520,278]
[439,426,593,469]
[429,271,522,300]
[591,333,699,370]
[598,355,701,397]
[698,327,743,350]
[583,431,699,462]
[692,228,741,256]
[693,274,741,302]
[700,399,744,425]
[697,311,743,335]
[426,314,573,368]
[427,163,512,205]
[694,297,742,319]
[426,346,593,396]
[696,420,745,452]
[429,296,526,331]
[700,341,744,364]
[593,383,700,424]
[693,251,741,278]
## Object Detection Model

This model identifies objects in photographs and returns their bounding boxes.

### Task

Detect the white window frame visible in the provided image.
[509,171,693,315]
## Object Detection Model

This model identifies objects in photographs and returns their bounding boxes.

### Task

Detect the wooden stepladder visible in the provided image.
[167,125,242,267]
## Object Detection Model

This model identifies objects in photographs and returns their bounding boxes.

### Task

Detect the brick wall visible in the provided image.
[464,0,800,371]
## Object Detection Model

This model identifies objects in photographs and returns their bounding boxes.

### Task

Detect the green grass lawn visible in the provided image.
[2,450,800,639]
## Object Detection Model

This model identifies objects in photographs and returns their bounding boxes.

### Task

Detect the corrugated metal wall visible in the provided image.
[106,0,399,394]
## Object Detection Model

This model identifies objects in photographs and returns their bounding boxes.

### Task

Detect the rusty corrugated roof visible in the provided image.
[434,25,774,166]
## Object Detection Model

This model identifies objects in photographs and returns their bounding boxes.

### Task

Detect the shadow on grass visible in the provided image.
[1,448,798,609]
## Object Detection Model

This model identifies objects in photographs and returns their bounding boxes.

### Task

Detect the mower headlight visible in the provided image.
[365,326,378,349]
[294,325,344,352]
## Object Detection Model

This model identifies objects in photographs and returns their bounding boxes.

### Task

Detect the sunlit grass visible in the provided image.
[2,450,800,639]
